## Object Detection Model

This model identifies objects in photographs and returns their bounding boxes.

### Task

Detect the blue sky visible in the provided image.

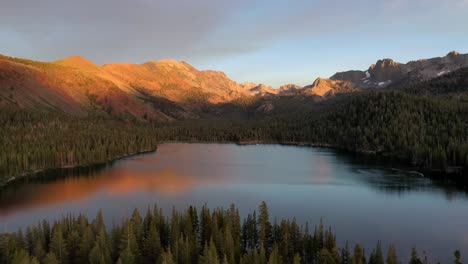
[1,0,468,87]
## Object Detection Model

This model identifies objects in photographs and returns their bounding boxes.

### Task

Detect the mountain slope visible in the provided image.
[0,54,167,120]
[398,66,468,96]
[0,55,264,120]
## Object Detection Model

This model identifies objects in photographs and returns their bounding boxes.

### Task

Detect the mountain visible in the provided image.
[2,51,468,121]
[0,54,263,121]
[300,78,360,100]
[240,82,278,96]
[101,59,252,104]
[54,55,101,71]
[330,51,468,89]
[278,84,303,95]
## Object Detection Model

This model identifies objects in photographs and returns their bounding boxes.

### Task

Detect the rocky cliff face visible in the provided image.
[330,51,468,89]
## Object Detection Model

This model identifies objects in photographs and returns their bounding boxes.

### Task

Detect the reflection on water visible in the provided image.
[0,144,467,263]
[0,167,199,217]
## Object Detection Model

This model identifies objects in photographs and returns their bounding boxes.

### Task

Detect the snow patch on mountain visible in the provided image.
[437,71,448,76]
[362,71,371,80]
[378,80,392,87]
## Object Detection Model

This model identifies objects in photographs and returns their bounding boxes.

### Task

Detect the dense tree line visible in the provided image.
[0,108,158,185]
[0,202,462,264]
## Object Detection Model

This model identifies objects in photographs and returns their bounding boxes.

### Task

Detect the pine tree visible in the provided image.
[66,230,80,264]
[177,235,191,264]
[228,204,241,263]
[341,241,351,264]
[224,225,236,264]
[259,245,267,264]
[409,248,423,264]
[92,209,106,234]
[268,244,283,264]
[200,206,212,246]
[44,252,60,264]
[319,248,338,264]
[142,223,161,263]
[278,220,290,262]
[293,253,301,264]
[117,246,135,264]
[454,250,462,264]
[159,248,175,264]
[11,249,33,264]
[258,201,272,251]
[49,226,69,264]
[199,239,220,264]
[119,222,140,262]
[78,227,94,263]
[33,239,46,262]
[386,245,398,264]
[89,230,112,264]
[130,209,144,257]
[110,225,122,262]
[351,244,365,264]
[369,241,384,264]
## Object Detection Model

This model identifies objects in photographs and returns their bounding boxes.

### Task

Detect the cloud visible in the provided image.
[0,0,247,62]
[0,0,467,67]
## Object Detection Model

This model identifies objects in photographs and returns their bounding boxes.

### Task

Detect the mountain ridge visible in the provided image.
[2,51,468,121]
[329,51,468,89]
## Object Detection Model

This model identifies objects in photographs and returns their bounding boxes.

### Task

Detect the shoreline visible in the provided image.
[159,140,466,188]
[160,140,377,154]
[0,148,157,188]
[1,141,465,190]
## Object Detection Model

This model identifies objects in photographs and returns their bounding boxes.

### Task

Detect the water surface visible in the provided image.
[1,144,467,262]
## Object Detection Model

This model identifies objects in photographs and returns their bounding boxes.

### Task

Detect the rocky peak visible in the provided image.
[447,51,460,57]
[249,83,271,92]
[369,59,400,71]
[311,77,324,86]
[301,78,360,98]
[243,83,278,96]
[54,55,100,71]
[279,84,302,94]
[279,84,301,90]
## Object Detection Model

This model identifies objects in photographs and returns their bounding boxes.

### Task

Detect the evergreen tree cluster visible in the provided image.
[0,202,462,264]
[0,108,158,184]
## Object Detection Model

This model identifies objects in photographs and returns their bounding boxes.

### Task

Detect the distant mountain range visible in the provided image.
[330,51,468,88]
[290,51,468,99]
[1,51,468,120]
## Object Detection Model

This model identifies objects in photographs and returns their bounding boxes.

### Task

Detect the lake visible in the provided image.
[1,143,467,262]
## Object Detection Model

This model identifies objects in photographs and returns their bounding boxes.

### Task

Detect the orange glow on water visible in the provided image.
[0,166,210,217]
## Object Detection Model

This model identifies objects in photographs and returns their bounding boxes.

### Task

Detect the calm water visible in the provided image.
[1,144,467,262]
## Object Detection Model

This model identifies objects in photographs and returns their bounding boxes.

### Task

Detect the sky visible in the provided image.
[1,0,468,87]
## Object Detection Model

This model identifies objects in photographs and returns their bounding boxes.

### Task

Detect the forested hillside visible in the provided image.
[0,202,461,264]
[0,108,158,185]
